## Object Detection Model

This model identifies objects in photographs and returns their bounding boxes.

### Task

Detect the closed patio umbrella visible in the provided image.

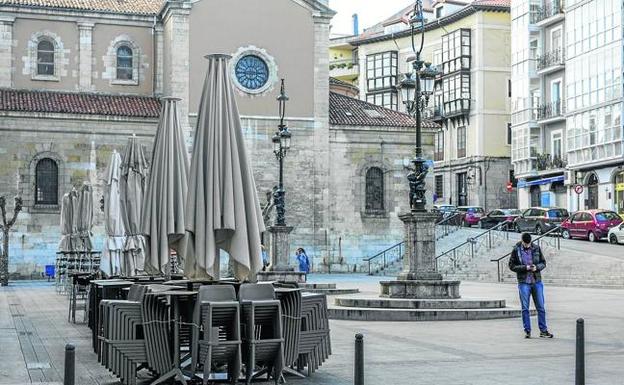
[141,97,189,275]
[185,54,265,281]
[76,183,94,252]
[101,150,125,276]
[120,135,149,276]
[58,191,74,253]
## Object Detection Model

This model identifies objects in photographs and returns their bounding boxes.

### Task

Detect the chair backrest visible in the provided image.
[238,283,275,301]
[198,285,237,302]
[127,284,146,301]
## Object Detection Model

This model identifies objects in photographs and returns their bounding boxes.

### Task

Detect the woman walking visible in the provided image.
[295,248,310,274]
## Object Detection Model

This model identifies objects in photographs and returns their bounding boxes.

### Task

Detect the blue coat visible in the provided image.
[296,253,310,273]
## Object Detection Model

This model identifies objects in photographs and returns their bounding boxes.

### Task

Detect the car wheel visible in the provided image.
[535,225,543,235]
[462,220,468,227]
[588,232,597,242]
[562,229,571,239]
[610,234,618,244]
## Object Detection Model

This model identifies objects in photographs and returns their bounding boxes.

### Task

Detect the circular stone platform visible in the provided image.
[328,295,534,321]
[299,282,360,295]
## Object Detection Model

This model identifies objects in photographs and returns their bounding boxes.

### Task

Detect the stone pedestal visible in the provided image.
[257,225,306,283]
[380,211,460,299]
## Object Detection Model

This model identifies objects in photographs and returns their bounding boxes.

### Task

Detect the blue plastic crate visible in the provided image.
[45,265,55,278]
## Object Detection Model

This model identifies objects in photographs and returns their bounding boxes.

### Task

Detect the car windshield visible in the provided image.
[503,209,521,215]
[467,207,484,213]
[595,211,620,222]
[547,209,568,218]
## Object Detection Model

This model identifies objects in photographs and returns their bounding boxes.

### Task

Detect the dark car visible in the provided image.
[478,209,522,229]
[457,206,485,227]
[433,204,458,223]
[561,210,623,242]
[513,207,569,235]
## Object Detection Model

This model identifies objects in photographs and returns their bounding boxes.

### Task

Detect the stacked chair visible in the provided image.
[239,283,284,385]
[295,293,332,375]
[191,285,241,384]
[67,273,93,323]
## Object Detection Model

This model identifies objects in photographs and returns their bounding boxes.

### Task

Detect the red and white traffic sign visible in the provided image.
[506,182,513,192]
[574,184,584,194]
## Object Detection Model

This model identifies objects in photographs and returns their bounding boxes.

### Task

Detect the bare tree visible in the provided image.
[0,196,23,286]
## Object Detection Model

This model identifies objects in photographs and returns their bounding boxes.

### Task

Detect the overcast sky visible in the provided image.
[328,0,416,37]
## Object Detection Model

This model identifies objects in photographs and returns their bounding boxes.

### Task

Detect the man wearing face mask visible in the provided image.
[509,232,554,339]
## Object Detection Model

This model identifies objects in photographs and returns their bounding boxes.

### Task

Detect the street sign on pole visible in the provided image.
[574,184,584,195]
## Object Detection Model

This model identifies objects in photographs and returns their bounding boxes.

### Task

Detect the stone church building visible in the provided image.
[0,0,435,278]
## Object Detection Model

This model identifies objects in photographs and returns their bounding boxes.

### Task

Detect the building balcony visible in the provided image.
[329,59,359,80]
[536,100,565,123]
[536,48,565,75]
[535,153,567,171]
[532,0,564,27]
[424,106,444,121]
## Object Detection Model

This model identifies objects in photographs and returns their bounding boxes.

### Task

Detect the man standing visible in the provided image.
[509,232,554,339]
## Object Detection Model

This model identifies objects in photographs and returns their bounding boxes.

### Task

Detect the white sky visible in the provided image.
[328,0,416,37]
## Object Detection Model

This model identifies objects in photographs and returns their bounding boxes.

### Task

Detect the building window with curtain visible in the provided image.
[35,158,58,205]
[434,131,444,161]
[435,175,444,199]
[116,45,134,80]
[365,167,384,214]
[457,126,466,158]
[36,39,55,76]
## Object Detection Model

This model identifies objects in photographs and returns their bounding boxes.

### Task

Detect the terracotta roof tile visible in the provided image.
[329,91,438,129]
[0,89,161,118]
[0,0,164,15]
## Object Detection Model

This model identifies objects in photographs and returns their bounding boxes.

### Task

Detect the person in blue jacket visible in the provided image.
[295,248,310,274]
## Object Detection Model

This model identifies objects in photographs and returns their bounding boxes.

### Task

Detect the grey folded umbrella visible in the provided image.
[185,54,265,281]
[59,192,74,253]
[141,97,189,275]
[120,135,149,276]
[102,150,125,276]
[77,183,94,252]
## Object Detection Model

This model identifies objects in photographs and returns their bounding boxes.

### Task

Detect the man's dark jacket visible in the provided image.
[508,242,546,283]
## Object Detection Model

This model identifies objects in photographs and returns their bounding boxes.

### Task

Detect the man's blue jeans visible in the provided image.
[518,281,547,332]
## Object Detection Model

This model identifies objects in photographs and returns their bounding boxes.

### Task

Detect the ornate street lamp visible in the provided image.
[397,0,441,212]
[272,79,291,226]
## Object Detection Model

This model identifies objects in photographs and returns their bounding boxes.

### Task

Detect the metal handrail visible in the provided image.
[363,242,403,275]
[435,219,511,261]
[435,212,461,225]
[490,225,562,282]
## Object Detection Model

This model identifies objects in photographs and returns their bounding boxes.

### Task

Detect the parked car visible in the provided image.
[456,206,485,227]
[513,207,569,235]
[433,204,458,223]
[608,221,624,244]
[561,210,623,242]
[478,209,522,229]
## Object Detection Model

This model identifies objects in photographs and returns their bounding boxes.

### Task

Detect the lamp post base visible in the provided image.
[257,225,306,283]
[257,271,307,283]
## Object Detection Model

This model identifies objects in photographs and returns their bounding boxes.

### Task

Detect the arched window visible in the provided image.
[587,173,598,209]
[365,167,384,213]
[35,158,58,205]
[116,45,133,80]
[37,39,55,76]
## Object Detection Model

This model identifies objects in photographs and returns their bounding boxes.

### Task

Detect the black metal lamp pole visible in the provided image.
[272,79,291,226]
[399,0,440,212]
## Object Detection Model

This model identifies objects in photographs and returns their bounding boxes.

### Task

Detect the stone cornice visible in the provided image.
[0,110,159,123]
[0,6,156,26]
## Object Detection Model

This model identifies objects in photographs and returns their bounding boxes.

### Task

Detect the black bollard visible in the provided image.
[64,344,75,385]
[576,318,585,385]
[355,333,364,385]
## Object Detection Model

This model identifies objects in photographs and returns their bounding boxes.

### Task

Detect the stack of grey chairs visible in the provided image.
[239,283,284,385]
[141,288,177,384]
[98,284,173,385]
[191,285,241,384]
[295,293,331,375]
[274,288,303,372]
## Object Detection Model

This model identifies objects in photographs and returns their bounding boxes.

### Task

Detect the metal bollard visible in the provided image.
[355,333,364,385]
[576,318,585,385]
[64,343,75,385]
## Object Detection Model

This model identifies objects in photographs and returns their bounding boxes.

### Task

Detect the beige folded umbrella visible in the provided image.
[120,135,149,276]
[184,54,265,281]
[77,183,94,252]
[141,97,189,275]
[102,150,125,276]
[58,192,74,253]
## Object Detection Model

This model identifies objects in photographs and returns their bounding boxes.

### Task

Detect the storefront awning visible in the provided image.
[518,175,565,188]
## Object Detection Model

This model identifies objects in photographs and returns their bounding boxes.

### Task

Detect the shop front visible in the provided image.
[615,170,624,215]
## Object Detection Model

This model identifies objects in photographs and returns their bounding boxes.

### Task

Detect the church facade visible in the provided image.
[0,0,434,278]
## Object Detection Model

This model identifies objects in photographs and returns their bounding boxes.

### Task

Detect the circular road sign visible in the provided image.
[574,184,584,194]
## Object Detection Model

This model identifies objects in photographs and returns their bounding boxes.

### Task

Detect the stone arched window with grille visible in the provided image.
[35,158,58,205]
[365,167,385,214]
[37,39,55,76]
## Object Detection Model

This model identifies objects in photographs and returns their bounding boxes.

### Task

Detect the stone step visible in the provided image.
[299,283,336,289]
[302,288,360,295]
[328,306,530,321]
[335,297,506,309]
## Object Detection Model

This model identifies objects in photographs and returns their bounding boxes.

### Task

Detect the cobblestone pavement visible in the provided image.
[1,278,623,385]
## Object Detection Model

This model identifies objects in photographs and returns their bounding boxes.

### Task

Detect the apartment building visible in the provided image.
[511,0,624,213]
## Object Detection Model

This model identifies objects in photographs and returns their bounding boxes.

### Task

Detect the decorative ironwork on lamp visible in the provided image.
[272,79,291,226]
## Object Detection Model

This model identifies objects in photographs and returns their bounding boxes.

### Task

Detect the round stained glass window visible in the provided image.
[234,55,269,91]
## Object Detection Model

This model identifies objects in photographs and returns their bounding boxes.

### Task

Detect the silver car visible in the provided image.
[608,221,624,244]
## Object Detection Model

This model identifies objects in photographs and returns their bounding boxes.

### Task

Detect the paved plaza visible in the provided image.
[1,276,623,385]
